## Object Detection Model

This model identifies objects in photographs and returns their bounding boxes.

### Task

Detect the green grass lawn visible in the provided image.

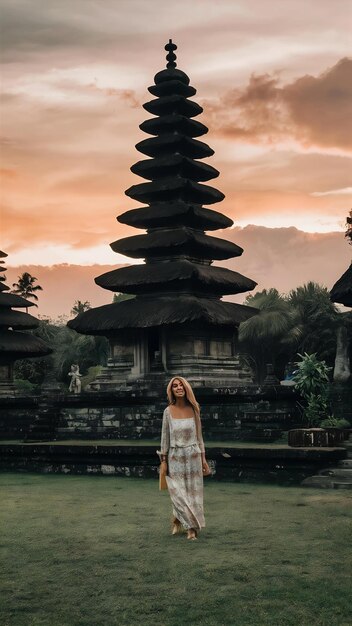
[1,474,351,626]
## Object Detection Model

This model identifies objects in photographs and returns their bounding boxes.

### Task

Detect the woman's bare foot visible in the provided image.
[187,529,197,540]
[172,518,182,535]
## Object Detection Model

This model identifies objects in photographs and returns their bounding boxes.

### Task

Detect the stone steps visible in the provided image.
[338,459,352,468]
[301,440,352,489]
[318,468,352,479]
[301,475,352,489]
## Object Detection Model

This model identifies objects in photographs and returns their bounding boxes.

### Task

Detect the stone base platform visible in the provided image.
[0,440,346,485]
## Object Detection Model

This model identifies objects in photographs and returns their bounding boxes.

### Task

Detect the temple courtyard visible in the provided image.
[1,473,351,626]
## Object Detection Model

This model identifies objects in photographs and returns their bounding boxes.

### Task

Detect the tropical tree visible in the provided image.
[288,282,339,366]
[12,272,43,310]
[14,317,109,389]
[71,300,91,316]
[239,289,299,383]
[112,293,136,303]
[53,326,109,383]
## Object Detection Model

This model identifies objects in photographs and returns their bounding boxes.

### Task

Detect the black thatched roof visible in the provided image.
[111,228,243,260]
[0,283,10,292]
[136,134,214,159]
[140,114,208,138]
[131,155,219,182]
[154,66,190,86]
[67,295,258,335]
[0,292,35,308]
[148,79,196,98]
[0,330,52,357]
[117,202,232,231]
[125,177,224,205]
[330,264,352,307]
[0,251,7,258]
[95,260,257,296]
[0,309,40,330]
[143,95,203,118]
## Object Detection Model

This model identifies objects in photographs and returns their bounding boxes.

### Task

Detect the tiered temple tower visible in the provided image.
[0,251,52,396]
[68,41,258,388]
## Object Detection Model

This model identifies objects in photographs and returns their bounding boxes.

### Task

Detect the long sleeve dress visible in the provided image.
[160,406,205,530]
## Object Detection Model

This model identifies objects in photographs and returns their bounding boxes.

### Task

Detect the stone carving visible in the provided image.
[68,364,82,393]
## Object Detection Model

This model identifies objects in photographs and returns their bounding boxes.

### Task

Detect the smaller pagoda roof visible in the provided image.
[143,95,203,118]
[0,251,7,258]
[0,293,36,309]
[154,67,190,86]
[148,80,196,98]
[131,155,219,182]
[0,282,10,292]
[67,295,258,335]
[0,309,40,330]
[125,177,225,205]
[140,114,208,138]
[95,260,257,296]
[0,330,52,358]
[330,264,352,307]
[111,228,243,260]
[117,202,233,231]
[136,134,214,159]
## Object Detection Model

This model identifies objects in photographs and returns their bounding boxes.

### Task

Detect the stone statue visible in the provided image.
[333,325,351,383]
[68,364,82,393]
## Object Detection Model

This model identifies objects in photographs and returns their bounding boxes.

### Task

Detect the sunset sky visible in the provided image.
[1,0,352,317]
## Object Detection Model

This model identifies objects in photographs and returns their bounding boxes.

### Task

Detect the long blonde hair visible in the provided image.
[166,376,202,441]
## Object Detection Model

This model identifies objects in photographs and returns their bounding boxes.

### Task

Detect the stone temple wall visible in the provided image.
[1,384,350,443]
[0,386,300,442]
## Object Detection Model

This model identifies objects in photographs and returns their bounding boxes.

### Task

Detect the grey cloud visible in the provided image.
[203,58,352,151]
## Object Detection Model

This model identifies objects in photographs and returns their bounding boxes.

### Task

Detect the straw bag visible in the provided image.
[159,461,168,491]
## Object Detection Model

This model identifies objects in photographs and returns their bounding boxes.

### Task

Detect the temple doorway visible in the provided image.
[148,329,162,371]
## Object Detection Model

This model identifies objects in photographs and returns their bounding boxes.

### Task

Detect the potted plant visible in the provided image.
[288,353,345,447]
[320,417,351,441]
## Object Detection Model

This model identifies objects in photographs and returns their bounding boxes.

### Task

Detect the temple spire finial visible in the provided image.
[165,39,177,69]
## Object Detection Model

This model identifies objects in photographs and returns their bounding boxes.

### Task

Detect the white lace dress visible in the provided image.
[160,406,205,530]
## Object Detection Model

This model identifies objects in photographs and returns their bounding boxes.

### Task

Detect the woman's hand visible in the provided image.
[202,460,211,476]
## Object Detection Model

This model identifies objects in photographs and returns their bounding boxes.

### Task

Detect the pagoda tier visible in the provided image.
[125,177,225,205]
[118,202,232,231]
[136,135,214,158]
[111,228,243,260]
[0,330,52,358]
[0,309,40,329]
[330,264,352,307]
[0,251,52,396]
[68,41,257,388]
[131,154,219,181]
[69,295,258,335]
[95,261,257,296]
[143,95,203,117]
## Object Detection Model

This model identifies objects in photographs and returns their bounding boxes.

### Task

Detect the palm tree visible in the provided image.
[239,289,299,383]
[71,300,91,316]
[288,282,339,364]
[12,272,43,312]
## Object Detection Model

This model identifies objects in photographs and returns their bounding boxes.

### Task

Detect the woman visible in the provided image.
[159,376,210,540]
